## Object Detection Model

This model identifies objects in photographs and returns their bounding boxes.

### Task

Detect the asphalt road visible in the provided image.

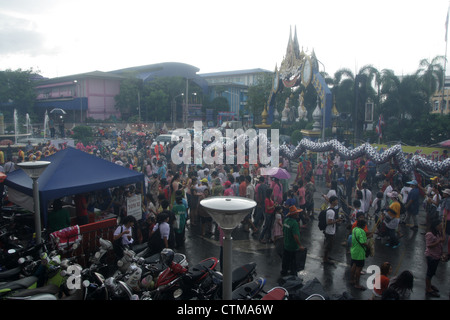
[176,170,449,301]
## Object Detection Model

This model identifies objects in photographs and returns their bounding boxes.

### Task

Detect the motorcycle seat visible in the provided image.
[0,266,22,281]
[0,276,39,292]
[131,243,148,254]
[11,284,60,297]
[232,262,256,284]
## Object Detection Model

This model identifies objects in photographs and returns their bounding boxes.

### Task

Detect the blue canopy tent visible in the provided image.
[4,147,145,227]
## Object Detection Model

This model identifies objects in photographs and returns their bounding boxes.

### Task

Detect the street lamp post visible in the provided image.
[74,80,83,123]
[199,196,256,300]
[16,161,51,246]
[172,93,184,128]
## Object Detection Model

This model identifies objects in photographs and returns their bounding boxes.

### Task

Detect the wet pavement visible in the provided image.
[176,169,449,301]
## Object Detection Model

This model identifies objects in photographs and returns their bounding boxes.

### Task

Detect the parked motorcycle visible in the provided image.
[205,262,258,300]
[261,286,289,300]
[231,277,266,300]
[142,249,218,300]
[0,250,78,299]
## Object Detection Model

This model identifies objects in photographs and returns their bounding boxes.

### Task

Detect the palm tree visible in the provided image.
[415,55,445,109]
[332,65,379,141]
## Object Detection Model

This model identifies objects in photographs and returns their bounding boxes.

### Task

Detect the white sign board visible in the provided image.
[127,195,142,220]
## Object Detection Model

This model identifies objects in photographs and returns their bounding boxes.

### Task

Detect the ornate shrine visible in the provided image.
[265,26,332,138]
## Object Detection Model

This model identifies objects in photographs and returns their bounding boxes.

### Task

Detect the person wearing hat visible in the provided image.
[223,180,235,196]
[280,205,306,276]
[405,180,420,231]
[383,191,401,248]
[211,177,224,196]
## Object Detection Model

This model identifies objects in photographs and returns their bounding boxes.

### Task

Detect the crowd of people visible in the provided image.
[1,125,449,300]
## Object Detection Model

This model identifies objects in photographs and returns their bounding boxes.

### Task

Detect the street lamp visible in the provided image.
[74,80,83,123]
[16,161,51,246]
[172,93,184,128]
[199,196,256,300]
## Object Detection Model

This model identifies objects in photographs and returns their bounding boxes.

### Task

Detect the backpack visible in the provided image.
[318,209,328,231]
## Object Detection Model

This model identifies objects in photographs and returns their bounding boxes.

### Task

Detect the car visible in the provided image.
[151,134,180,149]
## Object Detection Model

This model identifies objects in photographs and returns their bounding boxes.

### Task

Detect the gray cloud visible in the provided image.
[0,12,59,57]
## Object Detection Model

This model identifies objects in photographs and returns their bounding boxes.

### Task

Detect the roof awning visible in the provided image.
[35,97,88,111]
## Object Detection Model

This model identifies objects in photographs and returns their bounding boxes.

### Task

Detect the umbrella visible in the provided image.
[439,139,450,147]
[49,108,67,115]
[263,167,291,179]
[0,139,13,146]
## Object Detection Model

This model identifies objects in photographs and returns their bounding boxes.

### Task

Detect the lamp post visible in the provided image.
[16,161,51,246]
[172,93,184,128]
[199,196,256,300]
[73,80,83,123]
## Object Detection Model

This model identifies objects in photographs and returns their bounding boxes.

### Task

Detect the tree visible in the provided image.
[415,55,445,105]
[210,96,229,120]
[72,125,94,145]
[332,65,379,141]
[114,76,142,121]
[0,69,37,120]
[246,73,274,123]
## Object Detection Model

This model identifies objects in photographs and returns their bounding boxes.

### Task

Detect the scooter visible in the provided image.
[231,277,266,300]
[104,276,136,300]
[142,250,217,300]
[261,286,289,300]
[0,255,38,282]
[89,238,113,266]
[161,256,218,300]
[0,251,76,299]
[204,262,257,300]
[88,238,114,277]
[231,262,257,290]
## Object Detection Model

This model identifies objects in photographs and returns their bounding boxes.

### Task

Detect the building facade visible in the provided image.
[431,75,450,115]
[34,71,124,121]
[199,68,273,125]
[33,64,273,124]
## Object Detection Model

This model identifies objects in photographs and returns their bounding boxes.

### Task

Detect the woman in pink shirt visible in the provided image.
[297,180,306,209]
[271,177,283,205]
[424,219,444,297]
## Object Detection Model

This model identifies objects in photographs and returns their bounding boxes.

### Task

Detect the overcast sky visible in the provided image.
[1,0,449,79]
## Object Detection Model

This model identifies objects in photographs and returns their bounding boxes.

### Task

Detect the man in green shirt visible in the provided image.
[350,218,368,290]
[172,196,187,248]
[281,205,306,276]
[48,199,71,232]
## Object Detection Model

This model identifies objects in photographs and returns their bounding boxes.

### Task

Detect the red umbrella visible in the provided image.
[439,139,450,147]
[0,139,13,146]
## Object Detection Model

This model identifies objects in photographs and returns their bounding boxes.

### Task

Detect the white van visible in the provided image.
[151,134,180,149]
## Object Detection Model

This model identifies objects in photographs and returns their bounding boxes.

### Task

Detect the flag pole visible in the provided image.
[442,3,449,115]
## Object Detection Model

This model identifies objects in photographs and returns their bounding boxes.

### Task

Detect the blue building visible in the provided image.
[199,68,273,125]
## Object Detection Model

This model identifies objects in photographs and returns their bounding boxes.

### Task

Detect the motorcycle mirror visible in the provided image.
[7,249,16,254]
[17,257,25,264]
[82,280,91,288]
